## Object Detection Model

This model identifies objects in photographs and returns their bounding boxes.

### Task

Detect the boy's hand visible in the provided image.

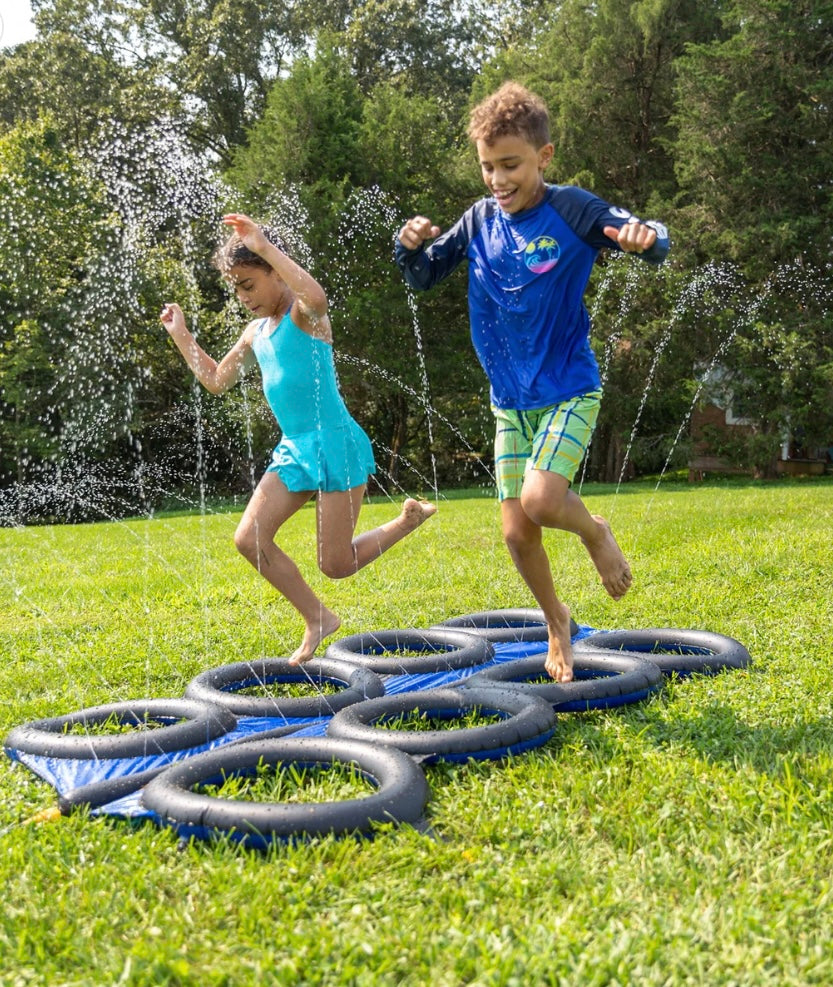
[160,303,186,335]
[222,213,270,255]
[398,215,441,250]
[603,222,657,254]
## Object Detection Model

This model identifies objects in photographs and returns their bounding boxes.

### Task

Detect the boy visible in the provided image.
[395,81,669,682]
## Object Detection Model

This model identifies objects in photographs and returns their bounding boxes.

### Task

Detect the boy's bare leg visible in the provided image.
[520,470,632,600]
[500,499,574,682]
[581,515,632,600]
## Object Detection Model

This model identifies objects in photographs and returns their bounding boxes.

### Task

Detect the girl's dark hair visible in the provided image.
[212,225,289,274]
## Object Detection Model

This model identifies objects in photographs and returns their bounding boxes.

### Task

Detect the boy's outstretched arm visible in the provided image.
[397,215,441,251]
[603,219,669,265]
[395,208,479,291]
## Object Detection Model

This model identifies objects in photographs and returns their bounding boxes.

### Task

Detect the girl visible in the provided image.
[161,213,436,664]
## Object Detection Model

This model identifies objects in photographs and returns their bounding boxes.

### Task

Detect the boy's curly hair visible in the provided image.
[468,81,551,149]
[212,225,288,274]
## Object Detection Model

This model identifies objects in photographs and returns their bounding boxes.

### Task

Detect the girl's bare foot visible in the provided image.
[581,515,633,600]
[399,498,438,532]
[288,608,342,665]
[544,604,575,682]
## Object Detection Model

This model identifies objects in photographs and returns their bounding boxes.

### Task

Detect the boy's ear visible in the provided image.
[538,142,555,171]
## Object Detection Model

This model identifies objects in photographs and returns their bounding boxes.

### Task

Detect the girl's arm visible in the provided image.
[160,303,255,395]
[222,213,328,323]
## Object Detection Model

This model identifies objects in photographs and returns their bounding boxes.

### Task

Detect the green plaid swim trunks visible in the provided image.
[492,391,602,501]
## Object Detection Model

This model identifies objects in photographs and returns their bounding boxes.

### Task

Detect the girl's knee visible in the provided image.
[318,548,358,580]
[234,521,260,560]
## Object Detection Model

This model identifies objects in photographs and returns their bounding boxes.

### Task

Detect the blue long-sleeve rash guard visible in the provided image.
[395,184,669,411]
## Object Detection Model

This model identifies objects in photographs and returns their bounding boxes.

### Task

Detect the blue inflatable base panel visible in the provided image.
[5,620,749,835]
[8,633,592,821]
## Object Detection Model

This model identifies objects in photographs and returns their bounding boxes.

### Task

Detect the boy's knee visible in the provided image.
[502,524,540,558]
[521,487,566,528]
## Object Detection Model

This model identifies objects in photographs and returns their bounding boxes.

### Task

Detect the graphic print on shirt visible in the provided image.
[523,235,561,274]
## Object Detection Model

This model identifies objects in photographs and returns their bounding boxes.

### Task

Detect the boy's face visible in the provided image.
[476,135,554,215]
[228,263,286,317]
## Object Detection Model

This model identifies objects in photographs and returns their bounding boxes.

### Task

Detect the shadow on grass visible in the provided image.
[548,680,833,778]
[638,702,833,775]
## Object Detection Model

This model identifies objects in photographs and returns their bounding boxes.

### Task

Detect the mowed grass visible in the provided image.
[0,478,832,986]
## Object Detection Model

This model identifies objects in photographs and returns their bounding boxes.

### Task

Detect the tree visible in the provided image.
[226,43,486,487]
[339,0,480,98]
[0,115,257,518]
[7,0,309,162]
[127,0,303,159]
[671,0,833,273]
[0,119,111,488]
[464,0,730,479]
[225,38,366,240]
[670,0,833,471]
[475,0,724,205]
[0,3,176,146]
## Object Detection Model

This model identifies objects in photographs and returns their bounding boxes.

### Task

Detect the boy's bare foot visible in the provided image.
[581,515,632,600]
[399,498,438,532]
[288,608,341,665]
[544,604,575,682]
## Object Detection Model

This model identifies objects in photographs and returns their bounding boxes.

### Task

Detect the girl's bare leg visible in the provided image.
[233,472,338,664]
[316,488,437,579]
[500,498,575,682]
[235,476,437,665]
[275,489,436,664]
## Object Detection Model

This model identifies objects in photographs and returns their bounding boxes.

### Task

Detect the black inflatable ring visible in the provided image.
[323,628,494,675]
[57,722,306,815]
[326,686,556,762]
[574,628,752,676]
[140,736,430,845]
[184,657,385,718]
[4,698,237,760]
[432,608,579,643]
[461,650,663,711]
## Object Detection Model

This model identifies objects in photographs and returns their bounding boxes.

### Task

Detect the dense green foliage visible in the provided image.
[1,480,832,984]
[1,0,831,519]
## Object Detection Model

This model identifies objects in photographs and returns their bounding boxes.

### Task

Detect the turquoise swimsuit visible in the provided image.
[251,313,375,492]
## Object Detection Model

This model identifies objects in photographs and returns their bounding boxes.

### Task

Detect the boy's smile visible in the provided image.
[476,134,554,215]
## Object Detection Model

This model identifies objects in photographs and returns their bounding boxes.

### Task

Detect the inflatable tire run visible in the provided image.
[574,628,752,676]
[324,628,494,675]
[140,736,430,846]
[326,686,556,763]
[184,657,385,719]
[4,699,237,760]
[433,608,579,643]
[57,722,306,815]
[462,650,663,711]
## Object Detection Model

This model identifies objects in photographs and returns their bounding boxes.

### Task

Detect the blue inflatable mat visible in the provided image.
[7,629,602,821]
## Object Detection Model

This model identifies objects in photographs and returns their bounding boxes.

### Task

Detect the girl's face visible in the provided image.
[228,264,287,318]
[476,134,554,215]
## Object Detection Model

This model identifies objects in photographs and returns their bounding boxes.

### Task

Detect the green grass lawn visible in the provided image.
[1,478,832,986]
